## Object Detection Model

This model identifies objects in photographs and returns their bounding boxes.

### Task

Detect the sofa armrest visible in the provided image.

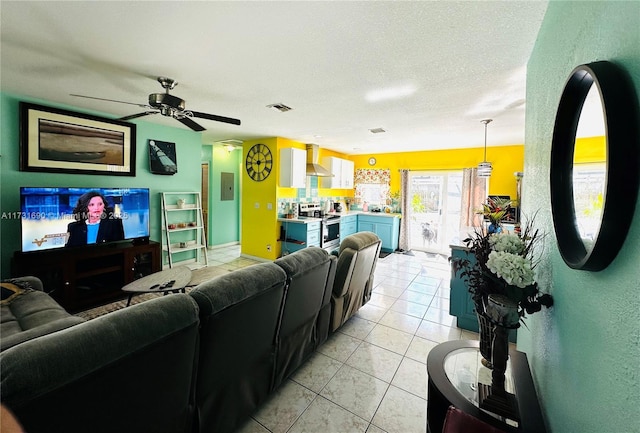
[4,276,43,292]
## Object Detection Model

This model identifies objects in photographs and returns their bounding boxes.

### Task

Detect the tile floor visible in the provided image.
[206,244,480,433]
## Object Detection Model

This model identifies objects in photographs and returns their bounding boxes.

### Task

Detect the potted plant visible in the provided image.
[479,196,512,233]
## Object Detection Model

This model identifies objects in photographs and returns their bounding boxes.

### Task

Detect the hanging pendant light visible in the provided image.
[477,119,493,178]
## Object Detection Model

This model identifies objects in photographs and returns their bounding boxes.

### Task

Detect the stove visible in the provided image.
[298,202,321,218]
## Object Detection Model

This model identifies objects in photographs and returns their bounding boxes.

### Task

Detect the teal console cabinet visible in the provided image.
[449,245,479,332]
[357,214,400,252]
[450,244,516,342]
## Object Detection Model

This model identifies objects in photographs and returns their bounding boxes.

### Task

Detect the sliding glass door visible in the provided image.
[407,171,463,254]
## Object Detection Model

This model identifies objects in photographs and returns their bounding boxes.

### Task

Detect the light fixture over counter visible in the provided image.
[477,119,493,178]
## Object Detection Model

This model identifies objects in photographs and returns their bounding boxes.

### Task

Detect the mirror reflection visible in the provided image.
[573,82,606,245]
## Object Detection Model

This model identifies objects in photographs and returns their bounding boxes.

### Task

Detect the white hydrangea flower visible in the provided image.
[489,233,525,255]
[486,251,535,288]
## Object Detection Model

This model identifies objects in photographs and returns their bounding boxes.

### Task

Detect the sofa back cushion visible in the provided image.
[330,232,381,331]
[189,262,287,433]
[0,294,200,433]
[273,247,336,388]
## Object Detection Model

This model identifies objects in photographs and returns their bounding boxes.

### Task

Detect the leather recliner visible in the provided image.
[330,231,381,332]
[273,247,336,388]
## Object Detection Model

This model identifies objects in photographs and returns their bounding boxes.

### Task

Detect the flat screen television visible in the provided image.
[20,187,150,252]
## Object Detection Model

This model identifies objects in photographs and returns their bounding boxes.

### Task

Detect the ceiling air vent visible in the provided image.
[369,127,386,134]
[266,103,292,112]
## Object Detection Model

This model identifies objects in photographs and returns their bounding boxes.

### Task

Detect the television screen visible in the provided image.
[20,187,150,252]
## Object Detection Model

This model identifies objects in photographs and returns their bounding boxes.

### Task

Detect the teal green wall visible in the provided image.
[207,145,241,246]
[521,2,640,433]
[0,93,202,277]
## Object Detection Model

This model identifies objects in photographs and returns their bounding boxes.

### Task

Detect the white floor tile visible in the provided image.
[364,324,414,356]
[288,396,370,433]
[371,385,427,433]
[345,341,404,383]
[320,365,389,421]
[252,380,316,433]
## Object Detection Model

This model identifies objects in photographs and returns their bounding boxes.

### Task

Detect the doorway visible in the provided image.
[407,171,463,254]
[201,163,209,244]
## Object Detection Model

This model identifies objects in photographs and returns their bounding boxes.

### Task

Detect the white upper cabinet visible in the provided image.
[279,147,307,188]
[321,156,354,189]
[341,159,354,188]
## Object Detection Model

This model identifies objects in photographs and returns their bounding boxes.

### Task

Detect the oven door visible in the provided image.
[322,219,341,249]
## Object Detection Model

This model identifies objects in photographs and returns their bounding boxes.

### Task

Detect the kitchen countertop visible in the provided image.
[278,211,402,224]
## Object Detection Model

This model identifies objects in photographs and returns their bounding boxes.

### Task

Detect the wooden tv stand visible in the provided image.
[12,241,161,313]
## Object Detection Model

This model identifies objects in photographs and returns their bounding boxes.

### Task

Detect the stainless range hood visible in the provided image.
[306,144,332,177]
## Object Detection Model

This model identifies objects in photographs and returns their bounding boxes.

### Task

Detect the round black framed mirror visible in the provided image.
[550,61,639,271]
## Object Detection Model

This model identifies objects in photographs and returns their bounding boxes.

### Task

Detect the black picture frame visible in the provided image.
[148,139,178,175]
[19,101,136,176]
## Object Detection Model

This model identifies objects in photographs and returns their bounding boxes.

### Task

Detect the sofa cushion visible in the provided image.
[273,247,336,387]
[1,279,33,304]
[1,282,85,352]
[1,294,200,433]
[189,262,288,433]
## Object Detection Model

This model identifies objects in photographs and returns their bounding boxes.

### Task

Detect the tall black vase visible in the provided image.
[477,311,495,369]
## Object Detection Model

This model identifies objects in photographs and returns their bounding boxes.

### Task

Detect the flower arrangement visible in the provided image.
[452,213,553,323]
[479,196,512,226]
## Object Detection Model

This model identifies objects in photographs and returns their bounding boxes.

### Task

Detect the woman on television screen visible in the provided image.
[66,191,125,247]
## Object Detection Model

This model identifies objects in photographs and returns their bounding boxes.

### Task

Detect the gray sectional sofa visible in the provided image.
[0,246,339,433]
[0,234,380,433]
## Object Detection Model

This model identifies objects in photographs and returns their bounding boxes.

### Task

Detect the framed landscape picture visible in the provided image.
[19,102,136,176]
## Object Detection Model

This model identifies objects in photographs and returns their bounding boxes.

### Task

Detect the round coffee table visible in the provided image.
[122,266,192,306]
[426,340,546,433]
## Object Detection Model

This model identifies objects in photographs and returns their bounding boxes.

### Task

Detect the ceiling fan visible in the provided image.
[71,77,241,132]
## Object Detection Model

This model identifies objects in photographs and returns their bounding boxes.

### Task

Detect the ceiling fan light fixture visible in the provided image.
[477,119,493,178]
[266,103,292,112]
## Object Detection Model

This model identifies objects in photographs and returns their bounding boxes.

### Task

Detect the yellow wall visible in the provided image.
[241,138,279,260]
[574,136,606,163]
[349,145,525,199]
[240,136,603,260]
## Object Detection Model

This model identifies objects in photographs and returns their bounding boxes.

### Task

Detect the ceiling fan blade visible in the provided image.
[177,116,205,132]
[120,111,159,121]
[70,94,150,109]
[191,111,241,126]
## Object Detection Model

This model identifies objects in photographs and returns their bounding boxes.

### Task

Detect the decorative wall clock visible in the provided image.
[368,157,377,166]
[245,143,273,181]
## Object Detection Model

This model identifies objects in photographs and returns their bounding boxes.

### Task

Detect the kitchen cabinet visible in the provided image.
[341,159,354,188]
[339,214,358,238]
[279,147,307,188]
[449,245,516,342]
[281,220,321,254]
[321,156,354,189]
[161,192,208,268]
[357,214,400,252]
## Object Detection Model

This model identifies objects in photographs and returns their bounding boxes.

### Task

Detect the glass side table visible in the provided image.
[426,340,546,433]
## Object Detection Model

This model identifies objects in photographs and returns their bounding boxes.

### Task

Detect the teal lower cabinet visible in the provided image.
[339,215,358,239]
[357,214,400,252]
[281,221,321,254]
[449,245,516,342]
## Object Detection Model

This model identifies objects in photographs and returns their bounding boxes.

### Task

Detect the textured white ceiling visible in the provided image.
[0,1,548,155]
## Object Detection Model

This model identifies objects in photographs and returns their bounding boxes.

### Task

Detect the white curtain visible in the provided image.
[398,169,410,251]
[460,168,486,231]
